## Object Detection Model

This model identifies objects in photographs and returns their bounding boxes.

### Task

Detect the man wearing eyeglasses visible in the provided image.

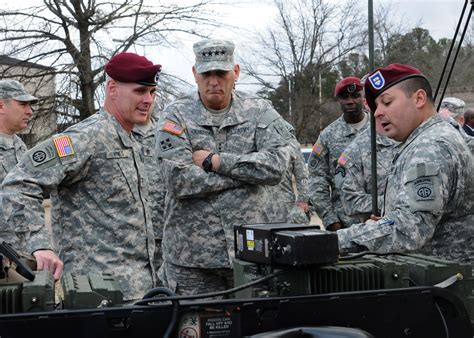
[308,77,368,231]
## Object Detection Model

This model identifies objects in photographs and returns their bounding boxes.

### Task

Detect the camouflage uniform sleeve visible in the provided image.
[337,142,455,254]
[0,158,7,184]
[216,109,290,185]
[156,113,242,199]
[308,137,340,226]
[2,134,89,254]
[291,143,309,203]
[335,151,375,217]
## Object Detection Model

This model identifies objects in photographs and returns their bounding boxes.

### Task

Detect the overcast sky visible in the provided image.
[154,0,470,89]
[0,0,470,90]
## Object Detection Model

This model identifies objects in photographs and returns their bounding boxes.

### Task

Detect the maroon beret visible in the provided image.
[334,76,363,97]
[105,52,162,86]
[364,63,426,112]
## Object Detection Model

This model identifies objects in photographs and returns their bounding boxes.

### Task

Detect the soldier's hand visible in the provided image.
[326,222,343,231]
[296,201,310,213]
[369,214,381,222]
[33,249,64,281]
[192,150,220,171]
[192,150,212,168]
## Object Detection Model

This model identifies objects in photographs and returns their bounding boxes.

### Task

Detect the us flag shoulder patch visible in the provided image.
[162,120,184,136]
[53,135,75,158]
[338,153,350,166]
[312,143,323,155]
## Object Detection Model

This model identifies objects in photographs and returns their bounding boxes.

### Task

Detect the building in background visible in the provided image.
[0,55,56,147]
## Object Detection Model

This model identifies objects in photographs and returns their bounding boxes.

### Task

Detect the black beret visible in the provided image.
[105,52,162,86]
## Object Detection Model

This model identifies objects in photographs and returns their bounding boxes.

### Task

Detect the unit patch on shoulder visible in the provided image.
[312,143,323,156]
[159,137,176,152]
[413,177,434,201]
[338,153,350,166]
[30,143,57,167]
[162,120,184,136]
[53,135,75,157]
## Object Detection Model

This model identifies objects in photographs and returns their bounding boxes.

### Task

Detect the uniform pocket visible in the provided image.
[106,150,140,203]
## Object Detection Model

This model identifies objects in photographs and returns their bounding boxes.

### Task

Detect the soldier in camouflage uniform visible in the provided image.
[338,64,474,268]
[1,53,161,300]
[334,128,399,224]
[308,77,368,231]
[438,97,474,154]
[269,119,310,224]
[156,39,290,295]
[0,80,38,183]
[132,107,165,284]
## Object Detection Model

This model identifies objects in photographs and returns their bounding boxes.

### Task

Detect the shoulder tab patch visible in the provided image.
[338,152,350,166]
[312,143,323,156]
[30,143,57,167]
[53,135,75,158]
[162,120,184,136]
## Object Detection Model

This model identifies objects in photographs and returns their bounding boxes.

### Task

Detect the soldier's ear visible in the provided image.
[414,89,427,109]
[233,64,240,81]
[107,79,120,98]
[192,66,198,83]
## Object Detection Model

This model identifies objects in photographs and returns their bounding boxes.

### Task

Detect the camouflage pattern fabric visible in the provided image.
[334,128,399,224]
[132,117,165,281]
[445,117,474,155]
[1,109,156,300]
[308,114,368,227]
[268,120,309,224]
[155,91,290,271]
[337,116,474,268]
[193,39,235,74]
[160,261,233,296]
[0,133,27,183]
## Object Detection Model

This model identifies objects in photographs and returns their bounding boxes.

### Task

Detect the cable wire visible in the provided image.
[134,267,292,306]
[338,251,411,261]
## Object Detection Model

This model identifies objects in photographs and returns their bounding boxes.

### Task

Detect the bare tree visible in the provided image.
[240,0,366,143]
[0,0,220,143]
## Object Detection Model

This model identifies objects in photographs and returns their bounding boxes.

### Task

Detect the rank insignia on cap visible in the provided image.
[347,83,356,93]
[338,153,350,166]
[312,143,323,155]
[369,70,385,90]
[53,135,74,157]
[162,120,184,136]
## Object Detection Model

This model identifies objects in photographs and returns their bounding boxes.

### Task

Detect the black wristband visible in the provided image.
[202,152,215,172]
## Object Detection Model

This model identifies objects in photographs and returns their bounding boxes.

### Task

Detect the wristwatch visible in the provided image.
[202,152,215,172]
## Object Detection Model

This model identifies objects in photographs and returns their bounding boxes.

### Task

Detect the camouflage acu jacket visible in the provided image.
[1,110,156,300]
[338,116,474,268]
[156,91,290,269]
[0,133,27,183]
[268,120,309,224]
[335,128,399,224]
[132,117,166,240]
[308,114,368,227]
